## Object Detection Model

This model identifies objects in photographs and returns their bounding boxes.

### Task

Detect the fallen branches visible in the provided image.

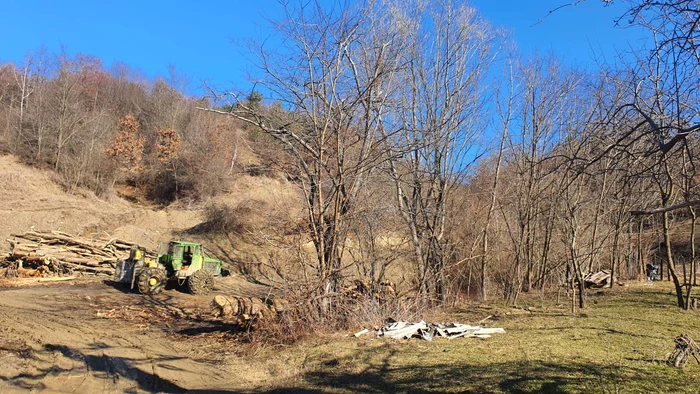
[37,276,76,283]
[668,334,700,367]
[631,199,700,216]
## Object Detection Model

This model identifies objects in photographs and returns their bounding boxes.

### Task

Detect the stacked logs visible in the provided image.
[1,231,155,278]
[344,279,397,300]
[212,295,289,323]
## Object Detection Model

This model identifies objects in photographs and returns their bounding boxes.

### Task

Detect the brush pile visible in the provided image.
[0,230,154,278]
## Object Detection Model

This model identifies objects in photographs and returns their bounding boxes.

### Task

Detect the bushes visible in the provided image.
[203,202,251,234]
[202,200,271,234]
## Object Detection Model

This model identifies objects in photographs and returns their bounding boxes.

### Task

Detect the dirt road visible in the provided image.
[0,278,276,393]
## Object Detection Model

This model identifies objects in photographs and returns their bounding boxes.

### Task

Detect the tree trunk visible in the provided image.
[638,218,645,281]
[663,211,686,308]
[691,208,697,286]
[610,227,619,288]
[480,132,505,300]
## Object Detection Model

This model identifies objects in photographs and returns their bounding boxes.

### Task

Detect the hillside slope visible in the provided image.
[0,155,204,252]
[0,154,305,272]
[1,156,127,245]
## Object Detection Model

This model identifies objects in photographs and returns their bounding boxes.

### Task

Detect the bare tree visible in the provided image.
[495,56,584,304]
[201,0,411,311]
[479,60,515,300]
[380,0,499,301]
[13,55,34,147]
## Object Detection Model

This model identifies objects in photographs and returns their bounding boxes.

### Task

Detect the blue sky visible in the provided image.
[1,0,646,94]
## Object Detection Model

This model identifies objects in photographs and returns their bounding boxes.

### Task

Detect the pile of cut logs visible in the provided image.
[211,295,289,323]
[0,231,154,278]
[344,279,397,300]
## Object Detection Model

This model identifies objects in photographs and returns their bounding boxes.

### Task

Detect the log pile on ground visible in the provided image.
[0,231,155,278]
[211,295,290,324]
[344,279,397,301]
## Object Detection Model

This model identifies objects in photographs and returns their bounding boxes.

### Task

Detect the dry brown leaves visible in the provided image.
[106,114,145,173]
[155,126,181,163]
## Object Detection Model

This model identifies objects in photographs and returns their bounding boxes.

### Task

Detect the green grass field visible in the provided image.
[259,282,699,393]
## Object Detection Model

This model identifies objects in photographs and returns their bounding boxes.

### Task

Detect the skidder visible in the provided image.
[114,241,223,295]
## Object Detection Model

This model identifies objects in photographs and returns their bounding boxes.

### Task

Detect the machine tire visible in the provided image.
[187,269,214,295]
[137,267,167,295]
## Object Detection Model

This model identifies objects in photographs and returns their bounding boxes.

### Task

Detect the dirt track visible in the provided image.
[0,155,307,392]
[0,277,275,393]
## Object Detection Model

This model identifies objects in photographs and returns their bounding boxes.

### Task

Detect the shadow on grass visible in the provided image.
[299,361,598,393]
[259,351,680,394]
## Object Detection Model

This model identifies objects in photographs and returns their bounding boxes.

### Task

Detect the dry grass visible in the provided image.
[243,281,700,393]
[202,201,260,233]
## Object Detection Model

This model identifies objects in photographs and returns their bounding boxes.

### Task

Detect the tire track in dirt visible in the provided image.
[0,281,248,393]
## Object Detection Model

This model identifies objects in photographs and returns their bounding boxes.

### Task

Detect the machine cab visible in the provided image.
[158,241,204,277]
